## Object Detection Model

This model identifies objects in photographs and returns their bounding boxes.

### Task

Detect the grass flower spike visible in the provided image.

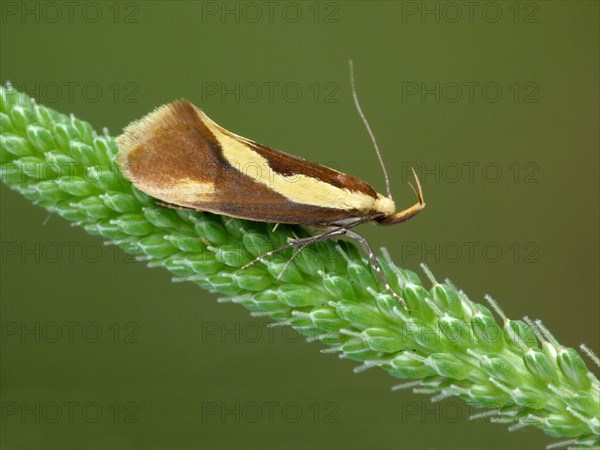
[1,84,598,448]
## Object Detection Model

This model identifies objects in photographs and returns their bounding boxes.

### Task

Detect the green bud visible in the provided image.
[427,353,472,380]
[347,262,377,295]
[188,276,212,292]
[108,213,153,236]
[70,118,94,144]
[33,180,69,203]
[69,141,98,165]
[161,255,191,277]
[0,112,15,135]
[278,284,318,307]
[206,273,243,296]
[194,218,229,245]
[9,105,37,133]
[342,340,381,362]
[389,352,434,378]
[562,392,599,419]
[176,252,222,275]
[402,283,431,315]
[212,243,250,267]
[432,284,463,316]
[523,349,558,384]
[467,385,508,408]
[233,266,272,291]
[56,176,100,197]
[309,308,341,323]
[402,269,423,287]
[403,318,441,351]
[309,308,344,337]
[242,232,275,258]
[49,203,85,222]
[542,341,558,360]
[0,86,23,110]
[251,290,289,313]
[336,301,384,328]
[33,105,57,128]
[319,334,341,347]
[291,317,318,338]
[14,156,49,180]
[541,413,588,437]
[83,220,127,241]
[438,314,472,349]
[100,192,139,213]
[164,233,204,253]
[1,134,34,157]
[294,242,327,277]
[503,319,538,348]
[74,196,114,219]
[53,123,82,150]
[375,295,403,320]
[44,150,79,173]
[85,166,122,191]
[137,233,177,259]
[480,356,521,386]
[472,303,495,318]
[472,313,504,350]
[418,298,436,324]
[222,217,244,239]
[362,327,405,353]
[26,125,56,153]
[322,274,356,301]
[557,348,592,390]
[117,237,143,257]
[512,386,548,409]
[129,185,152,205]
[91,136,114,165]
[264,261,304,284]
[142,206,183,229]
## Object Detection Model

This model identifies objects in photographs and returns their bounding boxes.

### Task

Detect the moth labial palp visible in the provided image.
[116,60,425,309]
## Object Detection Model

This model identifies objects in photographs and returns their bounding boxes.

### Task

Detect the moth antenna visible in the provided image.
[349,59,392,199]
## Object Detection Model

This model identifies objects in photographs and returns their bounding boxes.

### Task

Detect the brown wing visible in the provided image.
[117,99,383,225]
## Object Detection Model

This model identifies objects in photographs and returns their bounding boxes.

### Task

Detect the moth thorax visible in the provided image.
[374,195,395,216]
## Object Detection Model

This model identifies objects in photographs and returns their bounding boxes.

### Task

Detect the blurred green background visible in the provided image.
[1,1,598,448]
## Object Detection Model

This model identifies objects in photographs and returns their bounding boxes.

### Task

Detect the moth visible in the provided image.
[116,61,425,307]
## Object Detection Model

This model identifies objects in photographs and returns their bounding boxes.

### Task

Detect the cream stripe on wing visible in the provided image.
[140,179,216,206]
[198,111,378,211]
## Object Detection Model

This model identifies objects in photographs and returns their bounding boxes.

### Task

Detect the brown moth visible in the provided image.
[116,61,425,307]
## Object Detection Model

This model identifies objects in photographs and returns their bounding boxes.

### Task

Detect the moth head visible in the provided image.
[374,195,396,216]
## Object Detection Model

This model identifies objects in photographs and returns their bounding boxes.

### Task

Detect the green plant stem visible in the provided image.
[1,85,598,447]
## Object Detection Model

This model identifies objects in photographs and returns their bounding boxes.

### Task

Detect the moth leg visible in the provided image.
[272,223,362,279]
[242,227,408,308]
[275,239,324,280]
[272,223,280,232]
[242,227,349,270]
[343,229,408,309]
